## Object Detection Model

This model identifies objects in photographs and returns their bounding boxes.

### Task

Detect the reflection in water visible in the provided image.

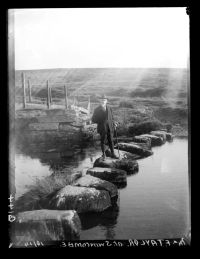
[15,133,97,175]
[79,203,119,240]
[80,204,119,230]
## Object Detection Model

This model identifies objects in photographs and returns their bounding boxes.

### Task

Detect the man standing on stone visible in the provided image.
[91,94,118,160]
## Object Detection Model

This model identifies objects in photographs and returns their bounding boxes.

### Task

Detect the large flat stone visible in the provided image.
[133,135,152,145]
[138,134,164,146]
[73,175,118,198]
[150,130,174,142]
[105,148,141,160]
[93,157,139,175]
[150,131,167,143]
[115,142,153,157]
[115,135,159,149]
[14,210,81,242]
[48,185,111,213]
[86,167,127,186]
[166,133,174,141]
[131,141,152,150]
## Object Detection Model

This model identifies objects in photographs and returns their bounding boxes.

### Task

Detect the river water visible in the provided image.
[14,137,190,240]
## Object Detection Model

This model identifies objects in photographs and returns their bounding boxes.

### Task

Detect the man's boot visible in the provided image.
[102,152,106,161]
[101,143,106,160]
[110,147,119,159]
[111,152,119,159]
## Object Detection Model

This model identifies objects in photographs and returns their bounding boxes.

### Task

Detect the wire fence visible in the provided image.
[17,72,91,114]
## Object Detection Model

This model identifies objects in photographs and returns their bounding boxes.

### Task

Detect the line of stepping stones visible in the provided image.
[14,130,173,243]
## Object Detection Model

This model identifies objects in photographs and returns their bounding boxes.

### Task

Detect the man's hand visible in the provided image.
[114,122,119,129]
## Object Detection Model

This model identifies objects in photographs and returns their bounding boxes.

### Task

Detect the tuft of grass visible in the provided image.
[14,171,82,213]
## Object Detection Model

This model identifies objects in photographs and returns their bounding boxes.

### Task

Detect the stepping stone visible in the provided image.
[73,175,118,199]
[150,130,173,142]
[115,136,154,149]
[131,141,152,150]
[115,142,153,157]
[105,148,141,160]
[93,157,139,175]
[150,131,167,143]
[86,167,127,186]
[14,210,81,242]
[138,134,164,146]
[133,135,152,145]
[47,185,111,213]
[165,133,174,141]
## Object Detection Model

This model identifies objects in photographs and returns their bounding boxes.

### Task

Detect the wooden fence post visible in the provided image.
[22,72,26,109]
[87,95,91,124]
[88,95,90,114]
[47,80,50,109]
[64,85,68,109]
[28,79,32,103]
[49,85,52,104]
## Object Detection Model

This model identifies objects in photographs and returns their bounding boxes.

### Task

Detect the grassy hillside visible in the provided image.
[15,67,187,96]
[15,68,189,136]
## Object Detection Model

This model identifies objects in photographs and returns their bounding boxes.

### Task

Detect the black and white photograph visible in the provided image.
[8,7,191,248]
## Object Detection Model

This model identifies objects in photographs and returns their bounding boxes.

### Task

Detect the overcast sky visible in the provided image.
[13,8,189,70]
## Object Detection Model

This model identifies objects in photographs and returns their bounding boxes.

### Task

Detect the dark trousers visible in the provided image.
[100,125,114,154]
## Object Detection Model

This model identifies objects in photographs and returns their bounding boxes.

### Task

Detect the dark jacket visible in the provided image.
[92,105,115,135]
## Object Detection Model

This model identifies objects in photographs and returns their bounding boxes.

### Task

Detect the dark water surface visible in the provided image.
[15,138,190,240]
